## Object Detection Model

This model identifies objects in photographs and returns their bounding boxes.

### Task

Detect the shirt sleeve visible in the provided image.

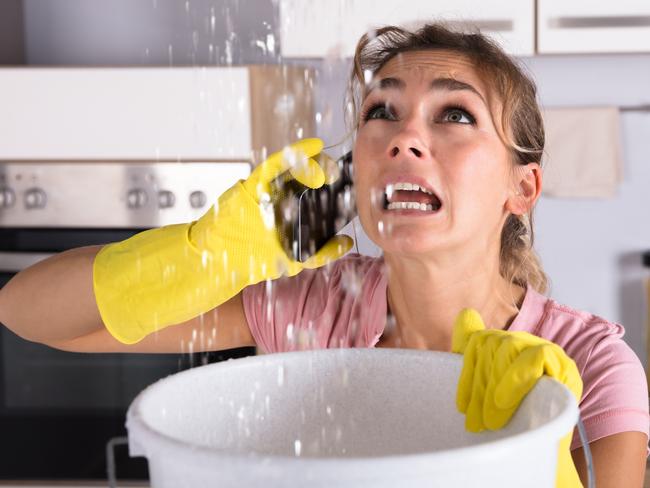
[570,328,650,453]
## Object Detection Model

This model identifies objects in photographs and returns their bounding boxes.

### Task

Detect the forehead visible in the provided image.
[372,50,489,99]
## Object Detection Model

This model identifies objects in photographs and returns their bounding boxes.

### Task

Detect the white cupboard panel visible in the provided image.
[0,68,252,160]
[538,0,650,53]
[280,0,534,58]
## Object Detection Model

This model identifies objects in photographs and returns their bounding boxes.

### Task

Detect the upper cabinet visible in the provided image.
[279,0,535,58]
[0,66,315,161]
[537,0,650,53]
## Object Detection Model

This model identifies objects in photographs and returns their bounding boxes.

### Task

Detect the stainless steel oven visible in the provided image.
[0,161,255,481]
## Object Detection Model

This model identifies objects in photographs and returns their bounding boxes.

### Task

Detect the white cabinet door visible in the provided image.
[0,68,252,160]
[279,0,534,58]
[538,0,650,53]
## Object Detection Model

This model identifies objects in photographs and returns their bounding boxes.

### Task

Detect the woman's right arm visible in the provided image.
[0,245,254,352]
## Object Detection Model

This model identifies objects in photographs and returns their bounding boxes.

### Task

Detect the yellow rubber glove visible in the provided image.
[451,309,584,488]
[94,139,353,344]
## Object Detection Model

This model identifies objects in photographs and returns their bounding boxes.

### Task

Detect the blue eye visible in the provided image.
[442,106,475,125]
[362,103,396,121]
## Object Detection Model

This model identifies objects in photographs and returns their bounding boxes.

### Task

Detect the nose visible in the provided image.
[387,125,429,161]
[389,143,422,158]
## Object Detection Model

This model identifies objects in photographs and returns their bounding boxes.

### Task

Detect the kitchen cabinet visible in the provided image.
[0,66,315,160]
[537,0,650,53]
[279,0,534,58]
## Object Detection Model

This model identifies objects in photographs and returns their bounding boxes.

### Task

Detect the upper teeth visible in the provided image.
[385,182,433,197]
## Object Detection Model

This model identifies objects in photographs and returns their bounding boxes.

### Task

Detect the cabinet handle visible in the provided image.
[445,19,513,32]
[549,16,650,29]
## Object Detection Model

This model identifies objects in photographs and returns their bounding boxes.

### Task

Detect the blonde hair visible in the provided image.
[346,22,548,294]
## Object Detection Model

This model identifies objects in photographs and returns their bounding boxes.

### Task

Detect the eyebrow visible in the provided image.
[368,76,487,107]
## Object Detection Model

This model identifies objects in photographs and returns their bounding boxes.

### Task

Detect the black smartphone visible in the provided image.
[270,151,356,262]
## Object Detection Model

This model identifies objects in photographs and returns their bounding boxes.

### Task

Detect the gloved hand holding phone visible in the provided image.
[93,138,353,344]
[452,308,584,487]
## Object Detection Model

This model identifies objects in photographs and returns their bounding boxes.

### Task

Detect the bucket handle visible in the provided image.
[576,414,595,487]
[106,435,129,488]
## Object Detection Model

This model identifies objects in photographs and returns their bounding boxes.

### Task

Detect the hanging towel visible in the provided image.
[541,106,622,198]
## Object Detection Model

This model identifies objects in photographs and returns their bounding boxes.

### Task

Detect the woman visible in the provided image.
[1,23,648,486]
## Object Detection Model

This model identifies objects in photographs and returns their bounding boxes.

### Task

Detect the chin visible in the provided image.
[366,224,445,257]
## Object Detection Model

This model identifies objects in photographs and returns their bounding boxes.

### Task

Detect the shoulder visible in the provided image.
[515,287,649,450]
[514,286,625,357]
[242,253,387,352]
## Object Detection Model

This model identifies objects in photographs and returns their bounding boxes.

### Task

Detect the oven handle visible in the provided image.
[0,251,55,272]
[106,436,130,488]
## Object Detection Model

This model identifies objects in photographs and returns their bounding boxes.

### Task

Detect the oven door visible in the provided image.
[0,228,255,481]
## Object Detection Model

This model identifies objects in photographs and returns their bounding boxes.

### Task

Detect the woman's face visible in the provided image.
[353,50,514,258]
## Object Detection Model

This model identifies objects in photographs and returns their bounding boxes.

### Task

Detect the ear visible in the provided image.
[505,162,542,215]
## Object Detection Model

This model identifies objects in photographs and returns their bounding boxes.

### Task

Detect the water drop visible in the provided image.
[363,69,373,86]
[255,39,267,54]
[294,439,302,456]
[192,30,199,51]
[210,10,216,33]
[340,267,363,297]
[277,364,285,386]
[266,34,276,54]
[286,323,295,343]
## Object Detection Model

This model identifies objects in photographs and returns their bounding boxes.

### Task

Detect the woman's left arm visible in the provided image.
[571,432,648,488]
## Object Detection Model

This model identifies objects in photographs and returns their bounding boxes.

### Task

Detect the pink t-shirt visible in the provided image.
[243,253,650,452]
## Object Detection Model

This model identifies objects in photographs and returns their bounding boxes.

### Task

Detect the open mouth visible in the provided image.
[382,182,443,213]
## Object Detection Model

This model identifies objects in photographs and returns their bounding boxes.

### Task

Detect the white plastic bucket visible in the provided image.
[126,349,578,487]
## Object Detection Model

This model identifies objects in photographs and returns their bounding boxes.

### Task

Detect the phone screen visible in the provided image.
[270,151,355,262]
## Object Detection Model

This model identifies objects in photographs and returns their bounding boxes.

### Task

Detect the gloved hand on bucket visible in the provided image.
[451,309,584,488]
[93,138,353,344]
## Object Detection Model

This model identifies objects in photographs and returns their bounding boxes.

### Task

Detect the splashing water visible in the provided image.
[294,439,302,456]
[277,364,285,387]
[340,267,363,297]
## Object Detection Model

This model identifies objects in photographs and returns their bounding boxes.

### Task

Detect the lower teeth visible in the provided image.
[387,202,435,211]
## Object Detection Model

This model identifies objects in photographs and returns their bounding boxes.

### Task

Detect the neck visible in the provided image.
[381,248,525,351]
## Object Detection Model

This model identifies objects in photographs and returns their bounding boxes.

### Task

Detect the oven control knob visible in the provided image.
[127,189,148,209]
[24,188,47,209]
[0,187,16,208]
[189,190,207,209]
[158,190,176,209]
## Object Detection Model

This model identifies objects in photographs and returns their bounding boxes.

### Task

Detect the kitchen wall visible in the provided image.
[0,0,25,64]
[16,0,650,366]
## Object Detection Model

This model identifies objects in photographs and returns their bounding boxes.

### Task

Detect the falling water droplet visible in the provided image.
[192,30,199,51]
[363,69,373,86]
[286,323,295,344]
[266,34,276,55]
[341,267,363,297]
[210,9,216,33]
[277,364,285,386]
